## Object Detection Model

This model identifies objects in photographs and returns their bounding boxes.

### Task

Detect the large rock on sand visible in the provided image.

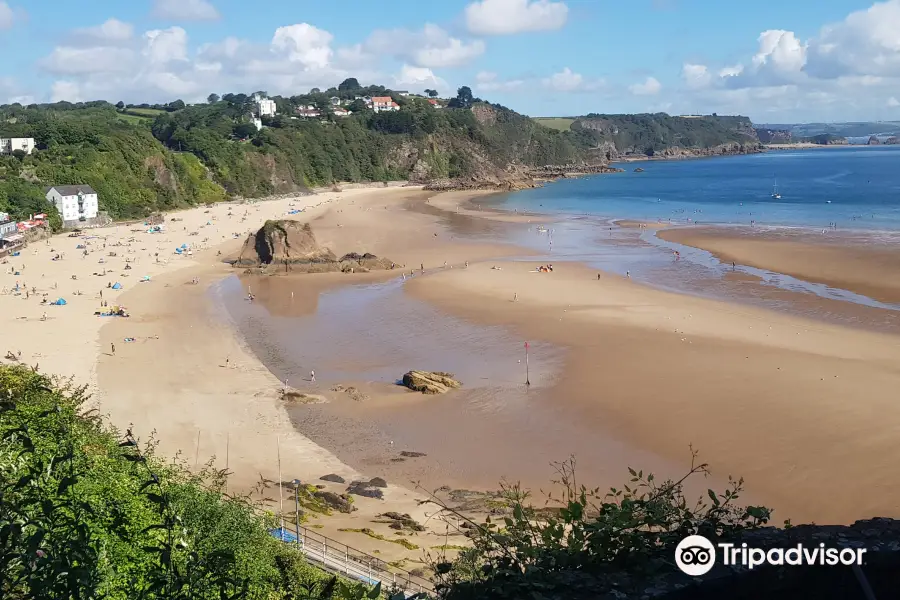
[402,371,461,394]
[230,220,399,274]
[232,220,336,267]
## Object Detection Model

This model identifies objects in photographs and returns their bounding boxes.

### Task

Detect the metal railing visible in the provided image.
[272,526,435,596]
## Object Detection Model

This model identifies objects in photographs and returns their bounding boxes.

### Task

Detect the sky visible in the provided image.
[1,0,900,123]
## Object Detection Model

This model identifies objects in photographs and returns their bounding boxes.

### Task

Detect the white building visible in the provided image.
[254,95,277,118]
[0,137,36,155]
[45,185,99,223]
[371,96,399,113]
[333,108,351,117]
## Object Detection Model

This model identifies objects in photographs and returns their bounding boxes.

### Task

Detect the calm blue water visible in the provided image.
[498,146,900,231]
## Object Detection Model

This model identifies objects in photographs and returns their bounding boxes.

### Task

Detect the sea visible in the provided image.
[496,145,900,232]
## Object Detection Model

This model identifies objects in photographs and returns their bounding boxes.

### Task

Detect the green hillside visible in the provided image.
[571,113,760,157]
[0,84,593,226]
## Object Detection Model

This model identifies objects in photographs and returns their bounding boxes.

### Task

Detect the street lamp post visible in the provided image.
[524,341,530,387]
[292,479,302,547]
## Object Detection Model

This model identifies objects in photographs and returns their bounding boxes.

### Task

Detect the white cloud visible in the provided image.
[271,24,333,69]
[144,27,189,64]
[629,76,661,96]
[718,64,743,77]
[365,24,484,68]
[474,70,525,92]
[40,47,136,75]
[889,96,900,107]
[51,81,83,103]
[542,67,603,93]
[393,65,448,94]
[0,1,14,30]
[38,20,387,104]
[73,18,134,44]
[465,0,568,35]
[681,64,711,89]
[751,30,807,74]
[806,0,900,78]
[152,0,220,22]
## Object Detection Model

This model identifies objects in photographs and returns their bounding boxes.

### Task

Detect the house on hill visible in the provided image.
[0,137,35,155]
[45,185,101,227]
[372,96,399,113]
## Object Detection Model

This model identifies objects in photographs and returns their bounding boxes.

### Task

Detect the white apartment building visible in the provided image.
[0,137,36,155]
[254,95,277,117]
[45,185,99,223]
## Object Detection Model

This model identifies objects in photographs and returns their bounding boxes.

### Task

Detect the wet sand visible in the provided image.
[658,226,900,304]
[229,193,900,525]
[405,259,900,524]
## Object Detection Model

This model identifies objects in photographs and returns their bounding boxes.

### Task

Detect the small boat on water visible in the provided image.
[771,178,781,199]
[537,225,548,233]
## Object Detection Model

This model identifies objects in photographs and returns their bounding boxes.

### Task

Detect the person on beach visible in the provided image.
[598,273,601,280]
[626,271,630,278]
[514,293,518,302]
[310,370,316,383]
[111,343,116,356]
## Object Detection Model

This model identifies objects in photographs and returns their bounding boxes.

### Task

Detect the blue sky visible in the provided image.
[1,0,900,122]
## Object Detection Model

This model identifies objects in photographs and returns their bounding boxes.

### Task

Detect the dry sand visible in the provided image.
[0,185,483,564]
[658,226,900,304]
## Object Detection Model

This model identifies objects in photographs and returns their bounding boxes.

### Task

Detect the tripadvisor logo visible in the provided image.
[675,534,868,576]
[675,535,716,576]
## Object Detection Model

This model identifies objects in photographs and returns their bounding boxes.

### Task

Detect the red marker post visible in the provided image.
[524,341,531,387]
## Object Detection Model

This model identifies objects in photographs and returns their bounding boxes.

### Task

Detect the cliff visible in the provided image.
[572,113,761,160]
[886,136,900,145]
[800,134,849,145]
[755,128,793,144]
[867,135,882,145]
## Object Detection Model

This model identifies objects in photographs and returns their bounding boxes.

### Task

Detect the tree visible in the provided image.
[233,122,258,139]
[310,88,321,94]
[167,99,186,111]
[448,86,475,109]
[253,90,268,98]
[348,99,368,113]
[115,101,125,110]
[338,78,361,91]
[208,93,220,104]
[425,89,438,98]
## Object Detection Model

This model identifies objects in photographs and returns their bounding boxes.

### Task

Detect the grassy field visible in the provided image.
[125,108,166,117]
[116,112,152,125]
[533,117,577,131]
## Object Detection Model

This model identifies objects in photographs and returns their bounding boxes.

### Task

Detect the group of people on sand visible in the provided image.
[537,264,554,273]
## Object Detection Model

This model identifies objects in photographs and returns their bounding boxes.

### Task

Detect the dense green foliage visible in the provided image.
[0,102,226,224]
[0,364,391,599]
[0,83,595,225]
[572,113,757,156]
[433,456,774,600]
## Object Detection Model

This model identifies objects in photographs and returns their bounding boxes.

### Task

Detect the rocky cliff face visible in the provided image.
[755,128,793,144]
[867,135,882,145]
[886,136,900,145]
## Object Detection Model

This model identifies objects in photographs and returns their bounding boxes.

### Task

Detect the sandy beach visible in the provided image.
[658,226,900,304]
[5,182,900,567]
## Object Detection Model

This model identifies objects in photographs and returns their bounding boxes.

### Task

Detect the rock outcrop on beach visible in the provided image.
[230,220,398,274]
[401,370,462,394]
[886,136,900,145]
[867,135,882,145]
